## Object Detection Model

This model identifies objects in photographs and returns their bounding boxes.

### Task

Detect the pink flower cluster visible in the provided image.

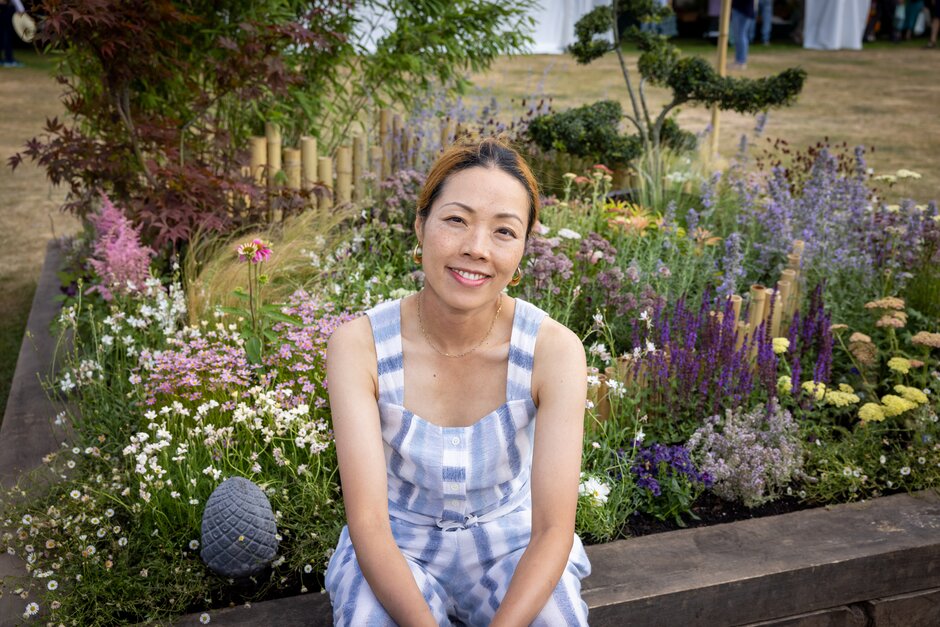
[139,290,355,410]
[261,292,357,407]
[87,195,155,301]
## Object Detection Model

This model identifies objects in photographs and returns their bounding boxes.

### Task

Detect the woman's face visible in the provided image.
[415,165,529,310]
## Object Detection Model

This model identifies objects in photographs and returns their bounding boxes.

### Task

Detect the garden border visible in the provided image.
[1,242,939,626]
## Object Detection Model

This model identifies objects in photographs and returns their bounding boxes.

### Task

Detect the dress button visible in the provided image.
[450,483,460,492]
[451,436,460,446]
[448,499,460,508]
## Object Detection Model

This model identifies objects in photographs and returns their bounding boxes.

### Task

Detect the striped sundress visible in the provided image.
[325,297,591,626]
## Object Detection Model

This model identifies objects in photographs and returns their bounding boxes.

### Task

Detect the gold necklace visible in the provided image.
[417,290,502,358]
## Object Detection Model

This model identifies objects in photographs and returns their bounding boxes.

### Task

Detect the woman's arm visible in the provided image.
[490,319,587,627]
[327,318,438,627]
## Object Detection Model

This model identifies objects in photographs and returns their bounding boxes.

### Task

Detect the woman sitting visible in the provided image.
[324,137,591,626]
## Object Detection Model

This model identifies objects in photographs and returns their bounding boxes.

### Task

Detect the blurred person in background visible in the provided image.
[0,0,25,68]
[901,0,925,40]
[866,0,899,42]
[927,0,939,46]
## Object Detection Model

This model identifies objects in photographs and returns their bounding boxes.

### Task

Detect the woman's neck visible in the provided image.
[415,288,504,357]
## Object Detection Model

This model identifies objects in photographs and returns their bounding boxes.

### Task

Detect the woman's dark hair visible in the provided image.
[416,137,540,237]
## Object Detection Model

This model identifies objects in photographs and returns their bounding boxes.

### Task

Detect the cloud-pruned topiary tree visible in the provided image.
[569,0,807,153]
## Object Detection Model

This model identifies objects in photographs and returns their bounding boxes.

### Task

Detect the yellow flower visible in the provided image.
[896,168,921,180]
[777,375,792,394]
[838,383,855,394]
[887,357,911,374]
[801,380,827,401]
[772,337,790,354]
[858,403,886,422]
[824,390,860,407]
[880,394,917,417]
[894,385,928,405]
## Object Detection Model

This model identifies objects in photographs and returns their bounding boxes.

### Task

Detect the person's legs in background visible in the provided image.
[866,0,899,41]
[759,0,774,44]
[903,0,925,40]
[0,4,15,66]
[731,8,751,68]
[929,0,940,46]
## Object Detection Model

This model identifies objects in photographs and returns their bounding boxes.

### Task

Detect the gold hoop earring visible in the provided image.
[509,267,522,287]
[412,243,422,265]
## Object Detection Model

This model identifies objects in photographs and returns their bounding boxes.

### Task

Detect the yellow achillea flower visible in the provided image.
[894,385,928,405]
[777,375,792,394]
[801,380,827,401]
[887,357,911,374]
[880,394,917,417]
[772,337,790,354]
[838,383,855,393]
[824,390,860,407]
[859,403,886,422]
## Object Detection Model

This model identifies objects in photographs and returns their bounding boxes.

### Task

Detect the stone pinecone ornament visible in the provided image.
[201,477,279,578]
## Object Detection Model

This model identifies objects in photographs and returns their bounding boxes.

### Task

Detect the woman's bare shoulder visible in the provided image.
[534,315,585,362]
[327,315,377,370]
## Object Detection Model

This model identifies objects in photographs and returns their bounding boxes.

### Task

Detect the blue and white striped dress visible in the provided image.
[325,297,591,626]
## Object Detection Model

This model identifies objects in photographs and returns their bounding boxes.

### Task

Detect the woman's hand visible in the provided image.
[328,317,439,627]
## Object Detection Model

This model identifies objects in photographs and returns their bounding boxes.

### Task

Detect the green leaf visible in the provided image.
[245,336,262,365]
[219,306,249,318]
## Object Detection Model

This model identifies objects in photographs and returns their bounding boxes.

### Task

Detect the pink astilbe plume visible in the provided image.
[87,195,155,301]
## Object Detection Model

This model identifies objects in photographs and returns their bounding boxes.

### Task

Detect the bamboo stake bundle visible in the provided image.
[379,109,392,179]
[336,145,352,205]
[352,134,366,202]
[249,136,267,185]
[301,136,318,210]
[318,156,333,211]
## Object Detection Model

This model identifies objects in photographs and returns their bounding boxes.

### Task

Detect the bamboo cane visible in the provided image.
[736,321,750,351]
[780,269,797,322]
[771,280,791,337]
[250,136,267,185]
[747,285,767,355]
[265,122,282,190]
[729,294,743,330]
[264,122,282,222]
[336,145,352,205]
[301,136,318,210]
[318,156,333,211]
[353,133,366,202]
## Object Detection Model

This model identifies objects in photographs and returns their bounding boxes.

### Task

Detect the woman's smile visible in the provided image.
[448,266,491,286]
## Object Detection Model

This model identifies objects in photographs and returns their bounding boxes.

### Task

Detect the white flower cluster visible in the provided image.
[578,473,611,507]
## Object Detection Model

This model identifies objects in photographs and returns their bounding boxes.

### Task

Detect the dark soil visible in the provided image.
[623,492,819,537]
